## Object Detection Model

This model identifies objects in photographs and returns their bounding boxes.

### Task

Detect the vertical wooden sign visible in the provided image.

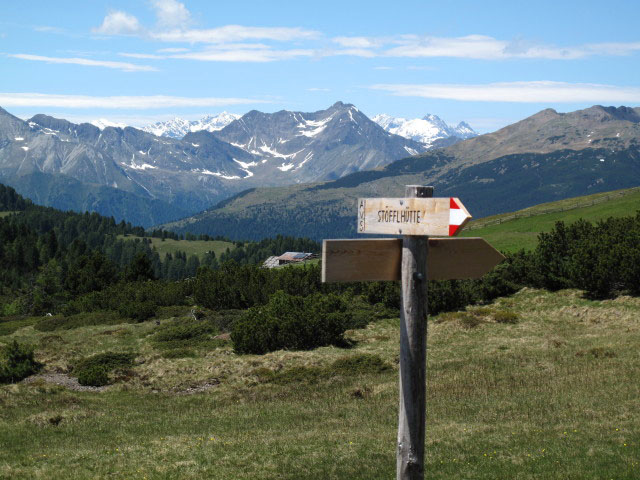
[396,185,431,480]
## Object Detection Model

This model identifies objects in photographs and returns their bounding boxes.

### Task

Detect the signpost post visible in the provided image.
[323,185,505,480]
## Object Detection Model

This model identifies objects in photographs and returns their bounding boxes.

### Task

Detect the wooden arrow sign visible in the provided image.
[322,238,505,283]
[357,197,472,236]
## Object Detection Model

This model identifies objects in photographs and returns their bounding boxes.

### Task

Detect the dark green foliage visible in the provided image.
[124,253,156,282]
[209,310,244,333]
[74,352,135,386]
[193,262,323,310]
[118,300,157,322]
[151,317,221,350]
[0,316,39,336]
[63,281,188,318]
[76,365,110,387]
[0,340,42,384]
[0,184,31,211]
[231,291,352,354]
[529,214,640,298]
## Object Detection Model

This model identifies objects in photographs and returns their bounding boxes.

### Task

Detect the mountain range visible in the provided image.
[0,102,432,226]
[141,111,478,149]
[161,105,640,240]
[141,112,241,138]
[372,114,477,146]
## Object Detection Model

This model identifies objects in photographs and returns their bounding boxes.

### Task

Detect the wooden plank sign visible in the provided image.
[357,197,472,236]
[325,186,497,480]
[322,238,505,283]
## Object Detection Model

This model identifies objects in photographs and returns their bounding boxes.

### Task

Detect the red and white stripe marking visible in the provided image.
[449,198,468,236]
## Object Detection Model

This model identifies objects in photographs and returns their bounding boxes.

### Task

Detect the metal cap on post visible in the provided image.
[397,185,432,480]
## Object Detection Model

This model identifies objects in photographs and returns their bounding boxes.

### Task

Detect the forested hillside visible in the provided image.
[0,184,321,315]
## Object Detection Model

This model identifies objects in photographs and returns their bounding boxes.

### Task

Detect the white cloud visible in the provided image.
[33,26,67,34]
[151,25,320,44]
[172,46,314,62]
[151,0,191,29]
[157,47,189,53]
[8,54,156,72]
[0,93,270,109]
[93,10,142,35]
[307,87,330,92]
[332,36,385,49]
[371,81,640,103]
[118,52,165,59]
[331,34,640,60]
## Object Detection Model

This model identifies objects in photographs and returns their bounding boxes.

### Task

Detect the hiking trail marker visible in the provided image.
[323,186,505,480]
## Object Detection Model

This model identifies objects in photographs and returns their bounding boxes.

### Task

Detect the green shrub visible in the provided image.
[155,305,192,319]
[0,316,39,336]
[211,310,244,333]
[231,291,351,355]
[118,300,157,322]
[0,341,43,384]
[76,364,110,387]
[151,318,218,350]
[74,352,135,386]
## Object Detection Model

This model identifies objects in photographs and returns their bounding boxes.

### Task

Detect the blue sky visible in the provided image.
[1,0,639,132]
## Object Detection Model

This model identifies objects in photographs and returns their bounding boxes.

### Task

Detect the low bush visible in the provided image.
[0,316,39,336]
[155,305,192,319]
[150,317,229,352]
[76,364,110,387]
[231,291,352,355]
[118,301,157,322]
[211,309,244,333]
[74,351,135,386]
[0,341,42,384]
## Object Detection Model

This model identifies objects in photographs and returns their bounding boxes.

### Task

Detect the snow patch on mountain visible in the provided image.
[142,112,241,138]
[91,118,128,130]
[373,113,477,147]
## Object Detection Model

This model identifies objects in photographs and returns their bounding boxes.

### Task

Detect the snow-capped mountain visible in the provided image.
[142,112,241,138]
[0,102,432,226]
[210,101,428,182]
[91,118,128,130]
[372,113,477,146]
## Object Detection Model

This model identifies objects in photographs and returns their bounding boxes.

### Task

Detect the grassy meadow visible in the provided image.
[462,187,640,251]
[1,288,639,479]
[117,235,236,259]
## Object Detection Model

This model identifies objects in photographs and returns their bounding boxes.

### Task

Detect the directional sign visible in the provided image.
[357,197,472,236]
[322,238,504,283]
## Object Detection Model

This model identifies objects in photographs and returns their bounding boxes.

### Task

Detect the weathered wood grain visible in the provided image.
[322,238,505,282]
[397,185,431,480]
[357,197,471,236]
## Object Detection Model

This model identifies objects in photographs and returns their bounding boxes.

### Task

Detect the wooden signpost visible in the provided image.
[323,186,505,480]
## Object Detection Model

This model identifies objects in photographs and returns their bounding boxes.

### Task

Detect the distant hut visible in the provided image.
[262,252,318,268]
